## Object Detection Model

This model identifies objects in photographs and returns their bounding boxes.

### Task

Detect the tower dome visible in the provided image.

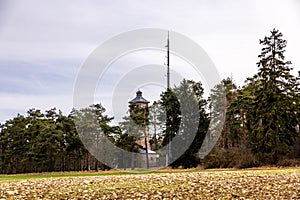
[128,90,150,104]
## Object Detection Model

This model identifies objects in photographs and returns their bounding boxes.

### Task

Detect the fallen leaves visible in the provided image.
[0,169,300,199]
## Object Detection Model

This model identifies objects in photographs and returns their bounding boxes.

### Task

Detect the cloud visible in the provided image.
[0,0,299,123]
[0,60,78,94]
[0,93,73,123]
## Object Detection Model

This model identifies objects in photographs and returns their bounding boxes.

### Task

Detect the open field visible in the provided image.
[0,168,300,199]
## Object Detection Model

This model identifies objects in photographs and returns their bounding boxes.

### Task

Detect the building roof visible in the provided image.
[128,90,150,104]
[140,149,157,154]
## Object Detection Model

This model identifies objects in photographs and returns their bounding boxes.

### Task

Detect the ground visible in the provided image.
[0,168,300,199]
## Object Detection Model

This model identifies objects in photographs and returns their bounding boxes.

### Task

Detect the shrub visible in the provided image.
[202,146,259,169]
[277,158,300,167]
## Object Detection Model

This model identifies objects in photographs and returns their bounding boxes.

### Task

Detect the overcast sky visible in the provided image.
[0,0,299,123]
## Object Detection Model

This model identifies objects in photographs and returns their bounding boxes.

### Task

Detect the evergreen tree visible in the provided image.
[56,113,85,171]
[171,80,209,168]
[0,114,29,173]
[159,88,181,166]
[159,79,209,168]
[200,79,226,159]
[148,101,164,151]
[71,104,117,170]
[0,105,117,173]
[214,78,239,149]
[116,116,143,169]
[248,29,299,160]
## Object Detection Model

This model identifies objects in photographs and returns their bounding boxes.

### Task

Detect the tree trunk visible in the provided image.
[144,134,149,169]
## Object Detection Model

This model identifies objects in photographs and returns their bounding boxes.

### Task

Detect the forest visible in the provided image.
[0,28,299,174]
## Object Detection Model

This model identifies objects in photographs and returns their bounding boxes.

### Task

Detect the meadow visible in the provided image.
[0,168,300,199]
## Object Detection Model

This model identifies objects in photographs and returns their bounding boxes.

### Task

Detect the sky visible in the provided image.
[0,0,300,124]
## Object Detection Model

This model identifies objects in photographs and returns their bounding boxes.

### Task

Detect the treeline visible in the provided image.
[0,81,209,173]
[0,107,115,174]
[0,28,299,173]
[204,29,300,168]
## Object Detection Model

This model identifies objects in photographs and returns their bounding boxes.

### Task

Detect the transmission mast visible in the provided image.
[167,31,170,89]
[166,31,170,167]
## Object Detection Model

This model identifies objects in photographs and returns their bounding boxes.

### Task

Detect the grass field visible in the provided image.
[0,168,300,199]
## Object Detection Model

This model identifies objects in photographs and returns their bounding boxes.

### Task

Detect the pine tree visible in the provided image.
[215,78,238,149]
[71,104,117,170]
[159,79,209,168]
[248,29,299,160]
[117,116,143,169]
[159,88,181,166]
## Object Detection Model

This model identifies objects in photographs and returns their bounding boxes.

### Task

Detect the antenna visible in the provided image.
[166,31,170,167]
[167,31,170,89]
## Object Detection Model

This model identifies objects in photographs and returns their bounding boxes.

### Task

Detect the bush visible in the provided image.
[202,148,233,169]
[232,148,259,169]
[202,146,259,169]
[277,158,300,167]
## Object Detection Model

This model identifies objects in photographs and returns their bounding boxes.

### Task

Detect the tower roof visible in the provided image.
[129,90,150,104]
